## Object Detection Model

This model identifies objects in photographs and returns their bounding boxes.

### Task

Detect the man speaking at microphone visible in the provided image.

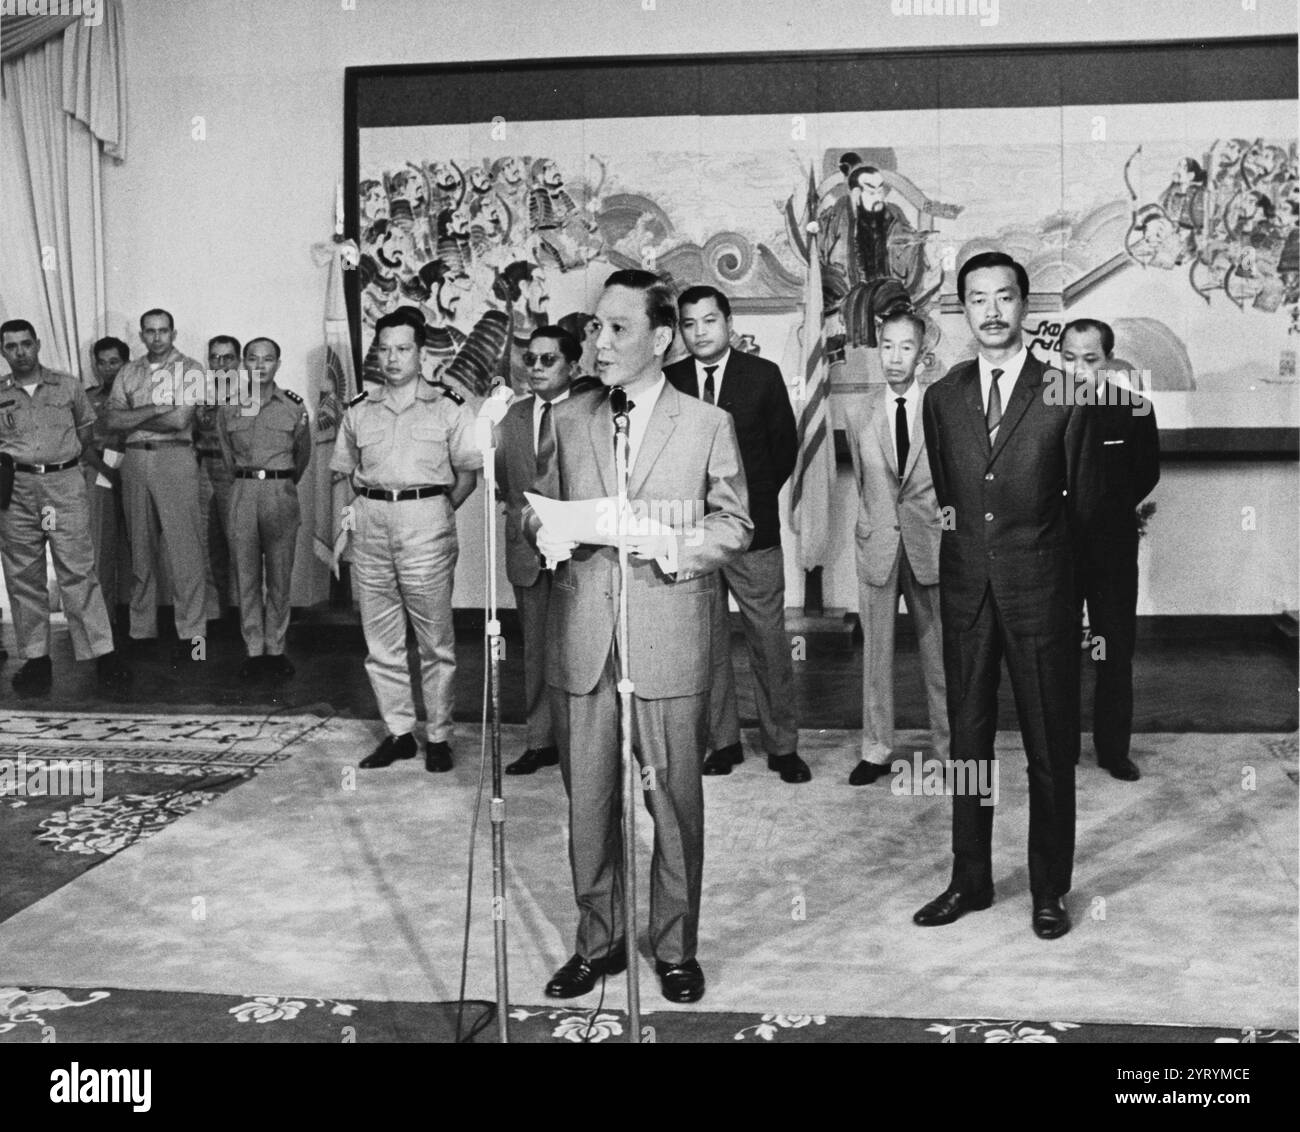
[527,269,752,1004]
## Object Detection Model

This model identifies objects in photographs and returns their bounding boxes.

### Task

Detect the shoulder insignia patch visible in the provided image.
[348,390,369,407]
[430,381,464,405]
[283,388,304,405]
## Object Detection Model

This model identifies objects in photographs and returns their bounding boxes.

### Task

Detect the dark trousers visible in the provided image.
[944,585,1079,900]
[1078,545,1139,765]
[552,652,706,966]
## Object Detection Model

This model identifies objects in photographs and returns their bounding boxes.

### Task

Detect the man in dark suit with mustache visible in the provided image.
[915,252,1100,940]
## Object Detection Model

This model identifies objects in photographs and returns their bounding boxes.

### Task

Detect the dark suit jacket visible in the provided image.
[922,353,1100,634]
[1083,383,1159,556]
[494,395,544,588]
[530,383,752,699]
[664,351,797,551]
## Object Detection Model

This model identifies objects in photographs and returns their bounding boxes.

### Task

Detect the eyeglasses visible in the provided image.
[523,352,562,369]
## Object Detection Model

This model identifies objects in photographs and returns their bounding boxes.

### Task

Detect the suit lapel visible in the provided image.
[989,356,1040,464]
[874,392,898,479]
[960,365,990,459]
[629,381,679,497]
[716,353,736,412]
[900,384,927,485]
[584,393,615,497]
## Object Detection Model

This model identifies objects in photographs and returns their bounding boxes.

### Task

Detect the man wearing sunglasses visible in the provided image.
[494,327,580,774]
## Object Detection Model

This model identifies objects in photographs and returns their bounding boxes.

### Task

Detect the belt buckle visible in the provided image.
[256,470,267,480]
[389,488,401,501]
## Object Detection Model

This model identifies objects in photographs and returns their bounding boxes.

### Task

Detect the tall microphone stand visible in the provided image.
[610,388,642,1042]
[477,395,511,1043]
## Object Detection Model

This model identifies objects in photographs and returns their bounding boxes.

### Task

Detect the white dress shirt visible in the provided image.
[622,374,667,471]
[978,344,1028,421]
[694,349,730,404]
[532,388,569,452]
[886,379,921,469]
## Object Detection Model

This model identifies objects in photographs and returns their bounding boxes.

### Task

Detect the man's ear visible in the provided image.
[654,325,673,358]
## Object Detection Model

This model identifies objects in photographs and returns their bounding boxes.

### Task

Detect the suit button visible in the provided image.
[988,550,996,560]
[984,512,994,521]
[893,524,900,531]
[985,473,994,481]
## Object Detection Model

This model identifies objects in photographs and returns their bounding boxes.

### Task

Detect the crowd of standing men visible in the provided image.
[0,249,1158,1003]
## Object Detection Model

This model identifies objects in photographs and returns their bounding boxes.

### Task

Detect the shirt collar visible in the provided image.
[978,345,1028,387]
[535,388,570,413]
[696,350,730,382]
[626,374,666,416]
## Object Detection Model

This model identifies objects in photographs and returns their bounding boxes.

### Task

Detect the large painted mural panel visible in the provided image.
[357,97,1296,435]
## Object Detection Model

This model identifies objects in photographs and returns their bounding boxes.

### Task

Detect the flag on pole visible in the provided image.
[308,241,359,582]
[788,167,835,570]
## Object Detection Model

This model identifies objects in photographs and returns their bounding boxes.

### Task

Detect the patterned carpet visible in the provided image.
[1,711,1296,1043]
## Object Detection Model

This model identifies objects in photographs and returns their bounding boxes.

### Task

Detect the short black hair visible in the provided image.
[556,311,594,341]
[956,251,1031,304]
[93,336,130,362]
[208,335,242,357]
[0,319,37,341]
[678,285,731,320]
[375,307,427,349]
[244,336,281,359]
[1061,318,1115,357]
[878,309,926,342]
[848,165,881,191]
[527,325,580,364]
[603,268,677,333]
[140,308,175,330]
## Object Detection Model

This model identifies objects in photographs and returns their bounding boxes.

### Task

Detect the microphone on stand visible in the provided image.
[475,382,514,453]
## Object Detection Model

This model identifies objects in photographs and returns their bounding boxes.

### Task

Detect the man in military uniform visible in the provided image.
[0,319,130,694]
[199,334,241,625]
[82,337,133,639]
[217,337,311,682]
[331,308,481,772]
[105,308,211,662]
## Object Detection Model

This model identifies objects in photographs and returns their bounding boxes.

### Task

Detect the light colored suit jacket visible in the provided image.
[849,383,941,587]
[495,395,544,588]
[531,382,752,699]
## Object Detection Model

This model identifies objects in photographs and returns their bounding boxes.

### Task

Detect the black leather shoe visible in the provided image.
[544,944,628,998]
[238,656,265,681]
[913,886,994,926]
[655,958,705,1003]
[848,759,891,786]
[767,752,811,783]
[505,746,559,775]
[702,743,744,775]
[1099,756,1140,781]
[425,741,453,773]
[12,655,52,695]
[1032,896,1071,939]
[359,733,417,768]
[95,651,132,690]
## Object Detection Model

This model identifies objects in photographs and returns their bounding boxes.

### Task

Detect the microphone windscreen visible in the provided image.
[478,383,512,424]
[609,387,628,414]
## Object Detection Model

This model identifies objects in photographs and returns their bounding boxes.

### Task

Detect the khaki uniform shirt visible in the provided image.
[218,385,311,474]
[330,381,482,489]
[106,348,205,443]
[0,365,94,464]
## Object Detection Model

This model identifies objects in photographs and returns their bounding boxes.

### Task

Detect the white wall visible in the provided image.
[100,0,1298,616]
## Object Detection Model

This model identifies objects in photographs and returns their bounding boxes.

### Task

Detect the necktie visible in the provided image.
[703,365,718,406]
[986,368,1004,445]
[895,396,909,478]
[535,399,555,477]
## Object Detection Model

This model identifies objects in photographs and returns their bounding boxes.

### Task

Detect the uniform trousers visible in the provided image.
[857,544,948,764]
[513,572,555,750]
[351,493,458,741]
[121,447,210,641]
[552,650,706,966]
[706,545,798,755]
[945,585,1079,901]
[1077,544,1139,764]
[83,466,132,612]
[230,477,300,657]
[198,454,236,608]
[0,466,113,660]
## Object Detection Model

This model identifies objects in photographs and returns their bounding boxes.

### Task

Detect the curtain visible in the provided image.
[0,0,126,377]
[0,15,79,64]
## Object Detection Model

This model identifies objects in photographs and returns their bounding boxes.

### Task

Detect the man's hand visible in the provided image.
[625,532,674,561]
[537,525,577,568]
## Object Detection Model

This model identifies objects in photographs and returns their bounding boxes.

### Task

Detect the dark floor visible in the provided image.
[2,610,1295,733]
